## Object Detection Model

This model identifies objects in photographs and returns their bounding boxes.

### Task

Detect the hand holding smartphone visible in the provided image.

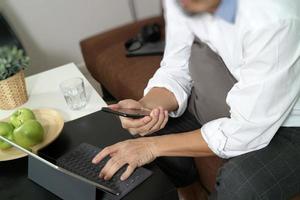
[101,107,151,119]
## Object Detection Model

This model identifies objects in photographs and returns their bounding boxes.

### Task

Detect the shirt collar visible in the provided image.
[214,0,237,23]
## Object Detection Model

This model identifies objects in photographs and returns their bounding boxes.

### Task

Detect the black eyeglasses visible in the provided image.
[124,23,161,52]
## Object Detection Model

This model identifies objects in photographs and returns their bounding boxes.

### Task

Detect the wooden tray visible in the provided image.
[0,108,64,161]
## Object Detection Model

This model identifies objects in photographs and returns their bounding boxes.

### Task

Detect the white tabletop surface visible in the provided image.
[0,63,107,122]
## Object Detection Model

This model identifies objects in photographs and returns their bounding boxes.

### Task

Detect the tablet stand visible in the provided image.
[28,156,97,200]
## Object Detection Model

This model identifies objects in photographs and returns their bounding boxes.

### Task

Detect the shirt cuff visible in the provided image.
[201,118,229,158]
[144,73,189,118]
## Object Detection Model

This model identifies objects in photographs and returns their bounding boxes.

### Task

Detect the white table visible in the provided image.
[0,63,107,122]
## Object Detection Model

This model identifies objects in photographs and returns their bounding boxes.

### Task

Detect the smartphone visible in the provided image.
[101,107,151,119]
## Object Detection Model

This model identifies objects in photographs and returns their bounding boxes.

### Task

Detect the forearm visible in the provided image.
[139,87,179,112]
[151,129,215,157]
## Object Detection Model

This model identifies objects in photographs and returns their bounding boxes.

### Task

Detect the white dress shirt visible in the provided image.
[144,0,300,158]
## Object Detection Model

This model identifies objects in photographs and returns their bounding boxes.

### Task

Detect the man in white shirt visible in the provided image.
[93,0,300,199]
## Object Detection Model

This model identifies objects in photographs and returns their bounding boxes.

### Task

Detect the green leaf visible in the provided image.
[0,45,30,79]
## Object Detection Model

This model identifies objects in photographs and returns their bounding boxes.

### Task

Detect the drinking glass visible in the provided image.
[60,77,87,110]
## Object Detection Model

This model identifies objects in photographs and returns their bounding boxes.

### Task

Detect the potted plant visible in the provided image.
[0,46,30,110]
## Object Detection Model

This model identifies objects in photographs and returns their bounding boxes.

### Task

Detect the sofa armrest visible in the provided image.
[80,16,164,69]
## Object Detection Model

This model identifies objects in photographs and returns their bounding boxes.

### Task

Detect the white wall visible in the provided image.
[0,0,161,75]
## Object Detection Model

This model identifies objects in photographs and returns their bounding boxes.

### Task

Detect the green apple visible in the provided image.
[10,108,36,128]
[0,122,15,150]
[13,120,44,148]
[0,133,14,150]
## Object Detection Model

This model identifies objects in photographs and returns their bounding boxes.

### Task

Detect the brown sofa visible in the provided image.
[80,16,300,199]
[80,17,164,101]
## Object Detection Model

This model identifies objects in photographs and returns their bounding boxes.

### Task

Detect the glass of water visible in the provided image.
[60,77,87,110]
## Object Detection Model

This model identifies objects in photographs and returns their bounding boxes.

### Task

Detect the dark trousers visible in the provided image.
[154,41,300,199]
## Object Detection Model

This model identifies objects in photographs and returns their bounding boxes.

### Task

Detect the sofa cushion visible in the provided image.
[94,42,161,100]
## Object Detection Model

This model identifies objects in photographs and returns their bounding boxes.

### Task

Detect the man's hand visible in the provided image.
[109,99,169,136]
[92,137,157,181]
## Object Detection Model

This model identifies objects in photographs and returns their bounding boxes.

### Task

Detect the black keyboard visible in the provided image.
[56,143,152,200]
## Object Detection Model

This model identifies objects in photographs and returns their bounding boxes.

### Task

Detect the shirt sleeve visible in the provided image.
[144,0,194,117]
[201,19,300,158]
